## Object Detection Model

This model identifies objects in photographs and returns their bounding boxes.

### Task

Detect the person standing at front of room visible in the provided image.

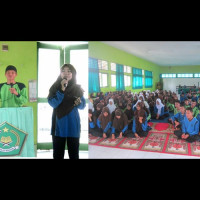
[48,64,86,159]
[0,65,28,107]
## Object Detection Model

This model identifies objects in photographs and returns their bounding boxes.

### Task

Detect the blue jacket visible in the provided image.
[132,119,148,133]
[196,114,200,131]
[97,119,112,133]
[48,90,86,138]
[170,112,186,125]
[182,117,199,136]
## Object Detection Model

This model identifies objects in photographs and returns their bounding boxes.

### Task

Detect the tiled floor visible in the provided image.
[36,150,88,159]
[89,145,200,159]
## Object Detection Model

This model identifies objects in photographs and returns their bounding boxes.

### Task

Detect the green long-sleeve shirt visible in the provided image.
[0,82,28,108]
[192,106,199,118]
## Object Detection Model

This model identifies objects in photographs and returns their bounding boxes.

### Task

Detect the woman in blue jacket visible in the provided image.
[132,109,149,138]
[48,64,86,159]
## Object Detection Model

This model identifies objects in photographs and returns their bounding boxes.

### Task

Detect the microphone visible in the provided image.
[10,83,13,88]
[63,77,68,88]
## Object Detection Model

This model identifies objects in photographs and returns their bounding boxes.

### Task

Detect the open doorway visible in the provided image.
[37,41,88,150]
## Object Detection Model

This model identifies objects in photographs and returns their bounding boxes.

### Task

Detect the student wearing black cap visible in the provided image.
[0,65,28,107]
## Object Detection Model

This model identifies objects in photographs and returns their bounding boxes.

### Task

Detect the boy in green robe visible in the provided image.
[0,65,28,108]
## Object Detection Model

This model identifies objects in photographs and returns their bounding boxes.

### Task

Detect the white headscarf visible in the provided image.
[156,98,164,115]
[107,98,116,114]
[89,101,94,112]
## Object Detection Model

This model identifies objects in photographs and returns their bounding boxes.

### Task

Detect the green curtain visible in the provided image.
[132,68,142,89]
[116,64,125,91]
[145,70,153,88]
[89,57,100,93]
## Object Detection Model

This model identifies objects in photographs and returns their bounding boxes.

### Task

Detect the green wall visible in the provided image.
[0,41,38,145]
[160,65,200,74]
[89,41,161,93]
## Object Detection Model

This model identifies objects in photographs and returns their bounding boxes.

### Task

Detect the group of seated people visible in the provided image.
[88,89,200,143]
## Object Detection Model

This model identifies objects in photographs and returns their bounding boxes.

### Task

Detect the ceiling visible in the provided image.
[102,41,200,67]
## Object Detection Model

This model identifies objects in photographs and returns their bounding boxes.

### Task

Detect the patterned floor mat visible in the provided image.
[89,122,200,158]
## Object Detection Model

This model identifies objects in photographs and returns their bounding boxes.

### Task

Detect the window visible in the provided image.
[111,74,116,87]
[124,75,131,87]
[98,60,108,70]
[111,63,116,71]
[99,73,108,87]
[194,73,200,77]
[132,68,143,89]
[177,74,193,78]
[145,70,153,88]
[161,74,176,78]
[124,65,131,73]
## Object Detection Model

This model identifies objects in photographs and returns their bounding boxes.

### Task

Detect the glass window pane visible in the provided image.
[111,74,116,87]
[111,63,116,71]
[102,74,108,87]
[127,66,131,73]
[102,60,108,70]
[38,48,60,98]
[70,49,88,98]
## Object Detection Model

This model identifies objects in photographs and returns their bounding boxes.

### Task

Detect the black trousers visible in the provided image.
[174,130,200,143]
[52,135,80,159]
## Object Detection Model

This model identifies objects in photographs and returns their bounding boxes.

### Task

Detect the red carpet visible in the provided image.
[89,122,200,157]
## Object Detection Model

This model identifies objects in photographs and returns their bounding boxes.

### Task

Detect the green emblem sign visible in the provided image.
[0,121,28,156]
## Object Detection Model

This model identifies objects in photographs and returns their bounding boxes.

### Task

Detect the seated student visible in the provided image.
[169,103,186,125]
[174,100,181,115]
[93,103,104,124]
[197,97,200,110]
[192,93,198,102]
[147,97,155,116]
[132,109,149,138]
[174,107,200,143]
[180,93,186,103]
[140,101,151,121]
[97,107,112,138]
[88,109,100,137]
[195,109,200,135]
[184,98,190,109]
[166,97,175,113]
[191,100,199,117]
[107,98,116,115]
[152,98,169,120]
[124,103,134,130]
[173,118,182,131]
[111,109,128,140]
[118,99,126,110]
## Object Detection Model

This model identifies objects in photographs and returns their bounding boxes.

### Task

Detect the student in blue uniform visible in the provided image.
[111,109,128,140]
[97,107,112,138]
[89,109,100,137]
[48,64,86,159]
[132,109,149,138]
[195,109,200,135]
[169,103,186,126]
[174,107,200,143]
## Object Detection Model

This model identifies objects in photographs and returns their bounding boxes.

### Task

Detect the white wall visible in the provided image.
[163,78,200,93]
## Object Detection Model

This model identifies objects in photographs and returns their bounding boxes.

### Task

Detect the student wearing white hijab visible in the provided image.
[107,98,116,114]
[153,98,169,120]
[155,98,164,117]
